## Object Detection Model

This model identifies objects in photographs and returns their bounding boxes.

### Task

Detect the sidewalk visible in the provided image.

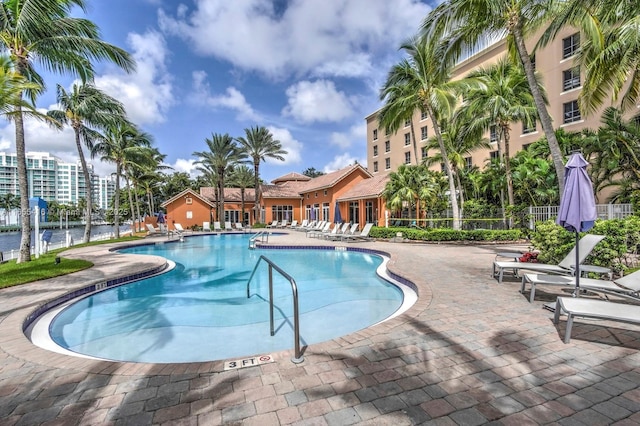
[1,232,639,425]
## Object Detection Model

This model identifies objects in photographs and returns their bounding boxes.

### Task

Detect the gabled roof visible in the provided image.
[261,181,307,198]
[337,173,390,202]
[271,172,311,184]
[161,188,216,208]
[299,164,372,193]
[200,187,256,203]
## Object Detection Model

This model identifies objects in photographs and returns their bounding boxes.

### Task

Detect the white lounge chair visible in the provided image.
[307,221,331,238]
[493,234,605,283]
[330,223,358,240]
[321,222,342,240]
[213,222,222,232]
[342,223,374,242]
[522,268,639,303]
[146,223,163,235]
[289,220,298,229]
[296,220,315,231]
[202,222,211,232]
[235,222,251,232]
[174,223,190,238]
[323,222,350,240]
[266,220,278,228]
[277,220,288,228]
[225,221,233,231]
[553,297,640,343]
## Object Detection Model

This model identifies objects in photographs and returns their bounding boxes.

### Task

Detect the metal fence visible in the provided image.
[528,204,634,229]
[1,231,115,262]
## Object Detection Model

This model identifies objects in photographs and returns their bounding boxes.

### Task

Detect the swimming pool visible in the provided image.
[35,234,415,363]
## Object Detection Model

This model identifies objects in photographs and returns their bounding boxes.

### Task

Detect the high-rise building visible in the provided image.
[0,151,115,209]
[365,27,635,176]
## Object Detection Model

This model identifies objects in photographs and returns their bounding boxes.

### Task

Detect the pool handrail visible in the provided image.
[246,255,304,364]
[248,229,269,249]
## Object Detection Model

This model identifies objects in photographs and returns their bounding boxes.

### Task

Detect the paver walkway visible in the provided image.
[1,231,640,425]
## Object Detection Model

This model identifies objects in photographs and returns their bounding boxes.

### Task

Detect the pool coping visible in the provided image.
[2,234,431,376]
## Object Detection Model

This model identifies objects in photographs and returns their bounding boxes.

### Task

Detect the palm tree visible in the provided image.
[382,165,422,221]
[236,126,286,223]
[92,122,152,238]
[47,82,127,243]
[377,82,421,166]
[227,165,255,225]
[421,0,567,193]
[0,192,19,225]
[462,59,541,208]
[380,35,462,229]
[194,133,246,223]
[0,0,135,262]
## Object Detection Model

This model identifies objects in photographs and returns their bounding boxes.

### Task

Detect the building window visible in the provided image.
[373,145,378,156]
[563,67,581,91]
[404,133,410,146]
[365,201,375,225]
[563,100,581,124]
[490,151,499,160]
[349,201,360,224]
[385,141,390,152]
[405,152,411,164]
[421,126,428,140]
[385,158,391,170]
[385,127,390,136]
[185,197,192,205]
[522,119,536,134]
[324,190,327,196]
[563,33,580,59]
[464,157,472,169]
[404,119,410,127]
[373,129,378,140]
[373,161,378,172]
[421,147,428,159]
[271,205,293,222]
[490,125,498,143]
[421,110,427,120]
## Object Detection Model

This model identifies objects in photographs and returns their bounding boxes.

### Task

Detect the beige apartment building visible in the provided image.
[365,27,621,177]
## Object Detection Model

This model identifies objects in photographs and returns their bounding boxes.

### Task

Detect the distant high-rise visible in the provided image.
[0,151,115,209]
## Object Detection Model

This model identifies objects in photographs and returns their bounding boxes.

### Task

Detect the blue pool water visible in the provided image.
[46,234,410,363]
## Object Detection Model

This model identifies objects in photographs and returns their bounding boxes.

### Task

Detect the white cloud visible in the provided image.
[323,152,366,173]
[95,30,174,126]
[157,0,431,79]
[171,158,198,176]
[191,71,261,121]
[330,121,366,149]
[266,126,302,165]
[283,80,353,123]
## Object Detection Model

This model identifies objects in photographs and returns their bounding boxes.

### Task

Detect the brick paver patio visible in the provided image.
[1,231,640,425]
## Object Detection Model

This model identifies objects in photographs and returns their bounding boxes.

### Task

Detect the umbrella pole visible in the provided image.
[574,231,580,297]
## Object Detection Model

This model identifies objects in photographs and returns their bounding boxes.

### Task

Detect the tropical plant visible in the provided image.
[421,0,566,194]
[47,82,127,243]
[227,165,255,225]
[379,35,461,229]
[236,126,286,222]
[194,133,247,223]
[0,192,18,225]
[0,0,134,262]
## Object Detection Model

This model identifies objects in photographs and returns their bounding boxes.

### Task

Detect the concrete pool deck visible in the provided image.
[1,231,640,425]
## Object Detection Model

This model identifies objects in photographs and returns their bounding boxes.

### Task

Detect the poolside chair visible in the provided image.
[492,234,605,283]
[225,221,233,231]
[342,223,374,242]
[146,223,165,235]
[323,222,350,240]
[235,222,250,233]
[266,220,278,228]
[202,222,211,232]
[289,220,298,229]
[297,220,315,231]
[327,223,359,241]
[213,222,222,232]
[277,220,288,228]
[174,223,190,238]
[321,222,342,239]
[522,268,640,303]
[307,221,331,238]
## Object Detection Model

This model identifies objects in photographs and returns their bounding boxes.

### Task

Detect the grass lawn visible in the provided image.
[0,236,143,289]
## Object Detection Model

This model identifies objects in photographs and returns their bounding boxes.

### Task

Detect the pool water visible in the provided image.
[47,234,410,363]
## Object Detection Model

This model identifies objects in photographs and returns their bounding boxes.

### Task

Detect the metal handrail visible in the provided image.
[246,255,303,363]
[248,229,269,249]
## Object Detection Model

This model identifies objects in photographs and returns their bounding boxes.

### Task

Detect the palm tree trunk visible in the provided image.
[512,23,565,192]
[240,189,246,224]
[218,169,225,224]
[74,129,93,244]
[15,107,31,263]
[502,124,515,207]
[410,119,419,164]
[253,160,260,223]
[125,176,135,232]
[133,185,142,233]
[427,106,460,230]
[114,165,121,238]
[455,168,465,219]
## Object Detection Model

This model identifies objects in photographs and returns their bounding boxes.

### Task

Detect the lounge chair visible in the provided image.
[304,221,325,234]
[522,268,639,303]
[266,220,278,228]
[213,222,222,232]
[146,223,164,235]
[297,220,316,231]
[202,222,211,232]
[492,234,605,283]
[174,223,190,238]
[342,223,374,242]
[307,221,331,238]
[327,223,359,241]
[277,220,288,228]
[225,221,233,231]
[320,223,342,239]
[553,297,640,343]
[235,222,250,232]
[323,222,350,240]
[289,220,298,229]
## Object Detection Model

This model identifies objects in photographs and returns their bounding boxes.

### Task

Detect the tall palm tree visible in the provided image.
[236,126,286,223]
[0,0,135,262]
[377,82,421,166]
[380,35,461,229]
[462,59,541,208]
[92,122,152,238]
[421,0,567,193]
[47,82,127,243]
[194,133,246,223]
[227,165,255,225]
[0,192,18,225]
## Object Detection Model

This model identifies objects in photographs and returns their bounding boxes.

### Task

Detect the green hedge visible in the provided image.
[369,226,523,242]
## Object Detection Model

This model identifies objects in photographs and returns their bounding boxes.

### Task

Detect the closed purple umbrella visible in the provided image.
[334,202,342,224]
[556,152,597,295]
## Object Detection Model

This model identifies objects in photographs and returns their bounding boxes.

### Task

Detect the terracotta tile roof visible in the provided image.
[261,181,307,198]
[271,172,311,184]
[337,173,389,201]
[161,188,216,208]
[299,164,372,192]
[200,187,256,203]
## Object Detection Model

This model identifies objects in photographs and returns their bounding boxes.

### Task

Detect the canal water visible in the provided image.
[0,224,131,254]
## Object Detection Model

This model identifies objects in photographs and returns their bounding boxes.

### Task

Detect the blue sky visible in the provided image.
[0,0,438,183]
